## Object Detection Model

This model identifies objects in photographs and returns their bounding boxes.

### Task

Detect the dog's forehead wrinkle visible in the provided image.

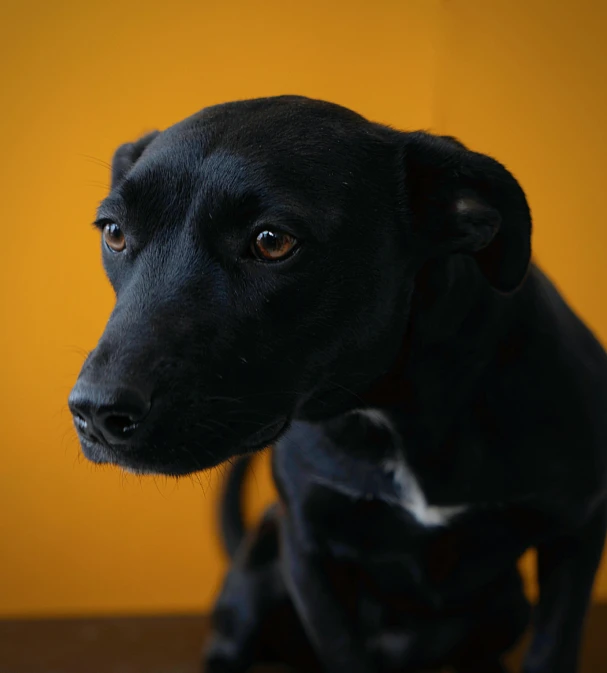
[113,147,202,226]
[120,148,315,239]
[200,151,255,190]
[165,100,395,193]
[114,115,397,249]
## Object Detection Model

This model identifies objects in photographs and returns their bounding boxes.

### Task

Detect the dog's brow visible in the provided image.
[96,195,126,222]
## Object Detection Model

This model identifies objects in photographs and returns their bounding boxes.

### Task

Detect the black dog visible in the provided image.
[69,95,607,673]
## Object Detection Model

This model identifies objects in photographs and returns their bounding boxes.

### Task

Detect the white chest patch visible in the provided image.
[352,408,468,528]
[383,456,467,527]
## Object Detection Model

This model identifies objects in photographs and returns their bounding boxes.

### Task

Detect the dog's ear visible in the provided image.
[403,132,532,293]
[111,131,160,189]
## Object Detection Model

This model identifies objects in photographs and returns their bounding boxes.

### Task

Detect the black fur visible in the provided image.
[69,96,607,673]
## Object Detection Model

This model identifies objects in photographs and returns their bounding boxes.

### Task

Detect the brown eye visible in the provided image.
[103,223,126,252]
[252,230,297,261]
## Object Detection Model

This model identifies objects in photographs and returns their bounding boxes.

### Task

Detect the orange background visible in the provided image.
[1,0,606,617]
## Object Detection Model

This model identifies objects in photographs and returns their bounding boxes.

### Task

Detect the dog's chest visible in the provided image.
[302,465,465,579]
[298,456,469,607]
[274,412,543,614]
[274,416,472,577]
[299,453,466,551]
[275,412,467,535]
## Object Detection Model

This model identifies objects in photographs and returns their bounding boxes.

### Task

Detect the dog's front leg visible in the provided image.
[279,513,377,673]
[523,501,607,673]
[203,504,290,673]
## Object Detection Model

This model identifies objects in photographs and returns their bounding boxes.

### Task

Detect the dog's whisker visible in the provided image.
[78,153,113,170]
[61,344,92,359]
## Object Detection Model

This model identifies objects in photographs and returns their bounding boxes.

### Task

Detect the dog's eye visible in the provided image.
[103,223,126,253]
[252,230,297,261]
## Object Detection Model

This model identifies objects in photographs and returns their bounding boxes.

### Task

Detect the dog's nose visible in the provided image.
[68,381,151,444]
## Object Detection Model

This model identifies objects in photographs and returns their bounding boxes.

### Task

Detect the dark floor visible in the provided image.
[0,606,606,673]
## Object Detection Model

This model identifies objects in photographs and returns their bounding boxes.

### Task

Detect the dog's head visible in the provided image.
[69,95,531,475]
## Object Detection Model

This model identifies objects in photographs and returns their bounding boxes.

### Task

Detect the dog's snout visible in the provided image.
[68,381,151,445]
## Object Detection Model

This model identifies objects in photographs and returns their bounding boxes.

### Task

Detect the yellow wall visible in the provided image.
[1,0,605,617]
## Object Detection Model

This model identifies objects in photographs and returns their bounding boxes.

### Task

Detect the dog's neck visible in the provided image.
[361,254,521,453]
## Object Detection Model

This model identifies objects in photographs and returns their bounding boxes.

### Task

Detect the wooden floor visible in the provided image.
[1,606,606,673]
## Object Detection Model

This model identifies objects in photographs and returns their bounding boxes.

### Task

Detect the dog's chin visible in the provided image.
[76,417,290,477]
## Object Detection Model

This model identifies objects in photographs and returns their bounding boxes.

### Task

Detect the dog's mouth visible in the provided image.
[76,415,290,476]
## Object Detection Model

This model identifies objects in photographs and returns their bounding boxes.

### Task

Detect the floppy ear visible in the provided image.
[403,132,532,293]
[111,131,160,189]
